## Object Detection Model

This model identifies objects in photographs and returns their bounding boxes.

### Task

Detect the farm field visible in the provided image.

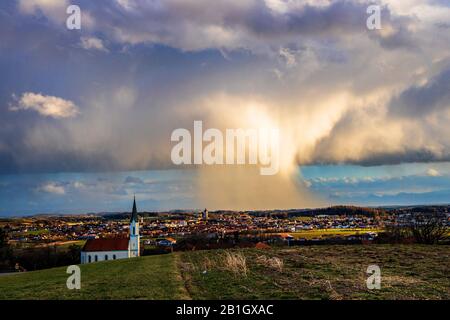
[287,228,382,239]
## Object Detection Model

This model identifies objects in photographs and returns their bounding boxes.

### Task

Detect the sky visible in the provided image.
[0,0,450,215]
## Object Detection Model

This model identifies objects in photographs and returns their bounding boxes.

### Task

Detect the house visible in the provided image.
[156,237,177,247]
[255,242,271,249]
[278,233,294,242]
[80,197,141,264]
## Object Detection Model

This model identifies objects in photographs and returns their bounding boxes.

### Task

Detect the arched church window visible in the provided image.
[88,255,91,263]
[105,255,108,261]
[95,255,98,262]
[113,254,116,260]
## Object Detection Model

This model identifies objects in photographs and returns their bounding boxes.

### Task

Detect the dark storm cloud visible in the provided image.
[0,0,448,176]
[12,0,407,52]
[124,176,144,184]
[314,150,450,167]
[329,189,450,206]
[71,0,403,50]
[226,1,372,36]
[372,25,416,50]
[389,67,450,117]
[308,149,450,171]
[0,2,239,173]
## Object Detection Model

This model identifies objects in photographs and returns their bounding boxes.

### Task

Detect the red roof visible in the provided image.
[255,242,271,249]
[82,237,129,252]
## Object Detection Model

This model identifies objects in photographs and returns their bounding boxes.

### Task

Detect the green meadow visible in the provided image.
[0,245,448,300]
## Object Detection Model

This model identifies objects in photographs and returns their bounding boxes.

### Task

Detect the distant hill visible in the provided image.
[0,245,448,300]
[9,204,450,220]
[247,205,387,218]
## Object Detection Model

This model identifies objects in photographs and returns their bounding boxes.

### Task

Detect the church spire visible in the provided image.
[130,196,138,222]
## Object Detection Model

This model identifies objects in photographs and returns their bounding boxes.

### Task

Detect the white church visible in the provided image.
[80,197,140,264]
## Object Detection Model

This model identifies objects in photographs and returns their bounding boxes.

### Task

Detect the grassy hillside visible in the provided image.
[0,254,189,300]
[0,245,448,300]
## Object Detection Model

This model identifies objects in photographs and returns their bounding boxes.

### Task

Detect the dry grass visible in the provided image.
[256,255,284,272]
[223,251,248,277]
[324,279,343,300]
[201,256,215,271]
[179,261,197,273]
[180,245,450,300]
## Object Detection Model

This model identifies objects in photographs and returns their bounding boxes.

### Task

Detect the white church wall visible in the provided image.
[81,250,129,264]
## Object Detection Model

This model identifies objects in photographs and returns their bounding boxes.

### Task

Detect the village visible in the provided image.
[2,203,448,267]
[0,207,416,249]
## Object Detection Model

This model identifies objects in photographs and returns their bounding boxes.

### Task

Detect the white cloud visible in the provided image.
[73,181,86,189]
[18,0,69,22]
[10,92,79,119]
[80,37,108,52]
[427,168,441,177]
[279,47,297,67]
[264,0,289,14]
[116,0,136,11]
[39,182,65,195]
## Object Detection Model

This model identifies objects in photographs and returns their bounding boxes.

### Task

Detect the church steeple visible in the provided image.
[129,196,140,258]
[130,196,138,223]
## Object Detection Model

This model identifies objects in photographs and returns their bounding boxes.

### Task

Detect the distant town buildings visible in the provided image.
[5,205,449,255]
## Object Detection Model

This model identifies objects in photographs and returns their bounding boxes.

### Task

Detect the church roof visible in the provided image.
[82,237,129,252]
[130,196,138,223]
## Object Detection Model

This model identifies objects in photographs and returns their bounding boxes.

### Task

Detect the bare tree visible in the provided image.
[409,215,448,244]
[0,227,13,271]
[0,227,8,248]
